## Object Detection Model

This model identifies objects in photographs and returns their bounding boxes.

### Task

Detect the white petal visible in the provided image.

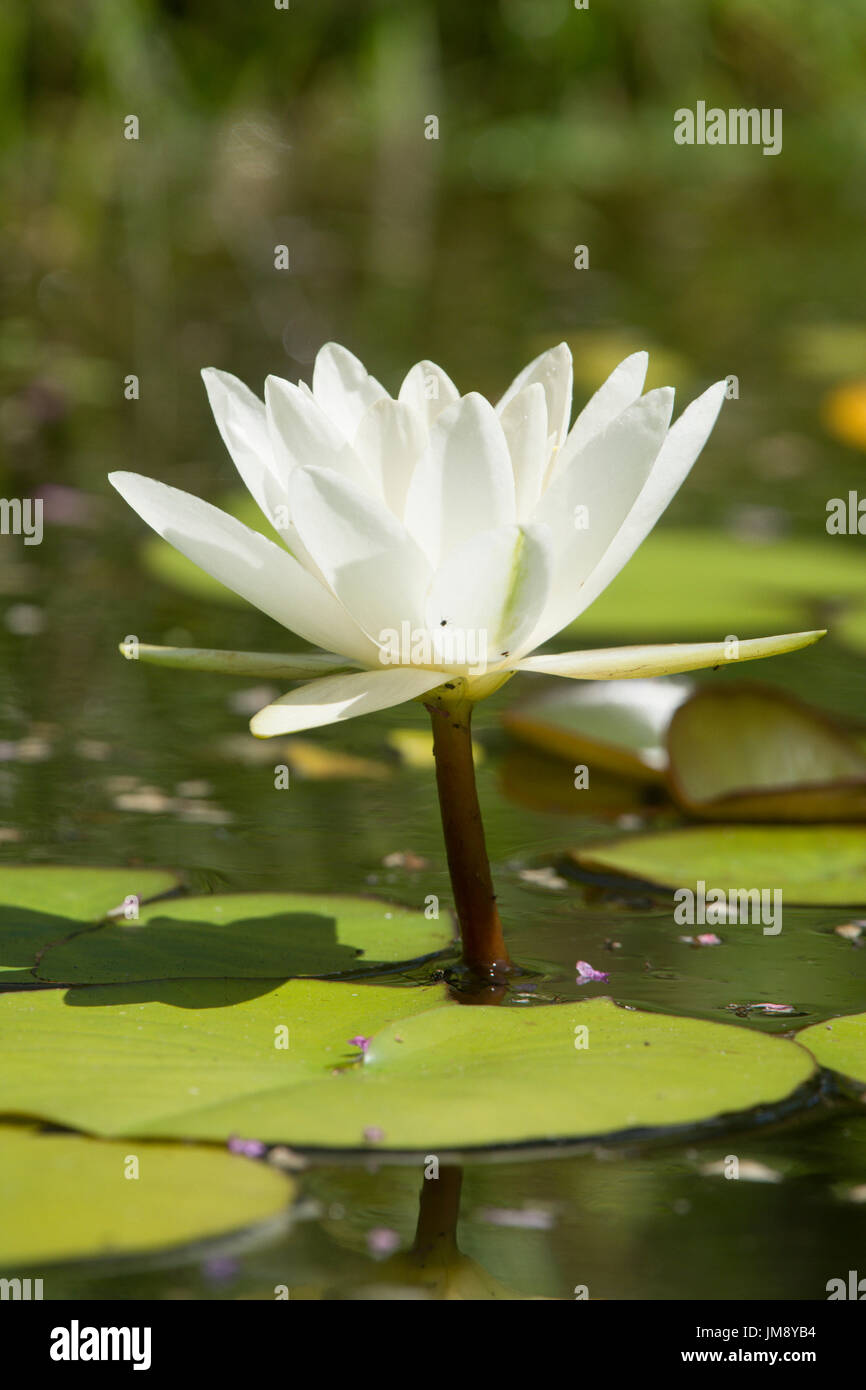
[108,472,377,663]
[547,351,648,488]
[201,369,278,521]
[250,667,442,737]
[312,342,388,440]
[497,343,573,449]
[403,393,516,567]
[129,644,360,678]
[529,388,675,641]
[288,466,432,644]
[424,523,554,669]
[557,381,727,634]
[398,359,460,425]
[514,630,826,679]
[264,376,376,497]
[499,383,550,518]
[353,398,426,518]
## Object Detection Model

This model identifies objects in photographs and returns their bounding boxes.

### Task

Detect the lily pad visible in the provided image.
[568,529,866,640]
[0,1125,292,1269]
[34,892,454,984]
[0,984,814,1149]
[575,826,866,905]
[502,677,691,782]
[666,686,866,820]
[798,1014,866,1093]
[0,866,179,983]
[498,743,652,817]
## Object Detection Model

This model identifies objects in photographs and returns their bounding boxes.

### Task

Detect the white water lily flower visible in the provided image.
[109,342,823,738]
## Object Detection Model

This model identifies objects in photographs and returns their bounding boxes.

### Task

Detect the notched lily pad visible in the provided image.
[574,826,866,906]
[0,1124,292,1270]
[666,686,866,820]
[35,892,455,984]
[0,984,814,1150]
[0,866,179,983]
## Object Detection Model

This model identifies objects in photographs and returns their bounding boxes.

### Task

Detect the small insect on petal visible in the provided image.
[348,1035,371,1053]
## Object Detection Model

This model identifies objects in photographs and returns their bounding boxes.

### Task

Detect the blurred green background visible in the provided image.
[3,0,866,1300]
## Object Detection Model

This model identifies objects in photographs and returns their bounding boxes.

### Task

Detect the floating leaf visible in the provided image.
[35,892,454,984]
[0,1125,292,1269]
[503,677,691,781]
[575,826,866,905]
[499,743,648,816]
[0,866,179,982]
[566,529,866,640]
[666,686,866,820]
[798,1014,866,1092]
[0,985,814,1149]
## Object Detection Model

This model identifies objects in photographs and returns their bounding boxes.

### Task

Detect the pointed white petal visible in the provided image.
[424,523,554,669]
[403,393,516,568]
[312,342,388,440]
[353,398,426,518]
[127,644,360,677]
[398,359,460,424]
[499,383,550,518]
[548,351,649,488]
[529,388,675,641]
[108,472,377,663]
[250,667,442,737]
[497,342,573,449]
[288,465,432,643]
[201,368,277,521]
[551,381,727,638]
[264,376,376,497]
[514,630,826,680]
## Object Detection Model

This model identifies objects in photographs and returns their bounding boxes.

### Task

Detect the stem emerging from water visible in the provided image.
[426,695,511,979]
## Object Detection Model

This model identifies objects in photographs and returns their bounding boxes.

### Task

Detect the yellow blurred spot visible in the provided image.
[385,728,485,768]
[822,381,866,451]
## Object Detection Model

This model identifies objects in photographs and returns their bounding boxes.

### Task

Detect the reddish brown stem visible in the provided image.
[427,699,511,979]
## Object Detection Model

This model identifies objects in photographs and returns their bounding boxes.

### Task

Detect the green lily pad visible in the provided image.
[34,892,453,983]
[502,677,691,782]
[498,742,653,817]
[568,529,866,640]
[0,1125,292,1270]
[0,866,179,982]
[0,984,814,1149]
[798,1014,866,1093]
[666,686,866,820]
[575,826,866,905]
